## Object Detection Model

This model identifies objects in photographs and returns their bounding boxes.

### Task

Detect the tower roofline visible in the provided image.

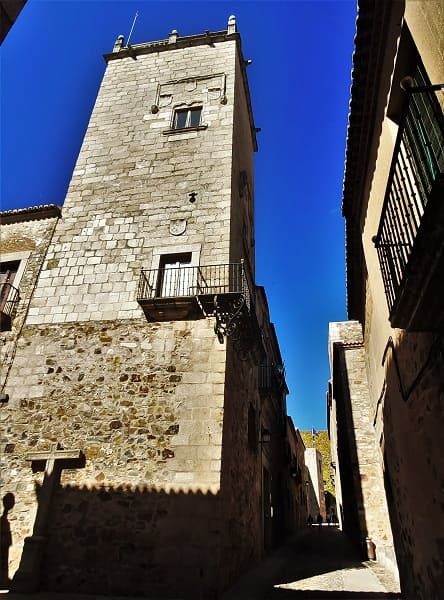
[104,24,258,151]
[0,204,61,224]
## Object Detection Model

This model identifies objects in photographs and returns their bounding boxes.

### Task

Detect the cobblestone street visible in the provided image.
[223,526,403,600]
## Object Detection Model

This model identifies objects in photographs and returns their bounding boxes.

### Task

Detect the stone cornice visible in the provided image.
[0,204,62,225]
[103,30,235,63]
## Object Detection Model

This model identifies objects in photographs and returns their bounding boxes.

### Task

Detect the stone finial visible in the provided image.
[168,29,179,44]
[227,15,236,35]
[112,34,124,53]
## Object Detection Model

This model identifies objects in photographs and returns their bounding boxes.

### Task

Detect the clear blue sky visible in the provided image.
[1,0,356,430]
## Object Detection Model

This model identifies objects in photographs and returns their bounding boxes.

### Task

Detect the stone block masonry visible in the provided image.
[26,41,239,326]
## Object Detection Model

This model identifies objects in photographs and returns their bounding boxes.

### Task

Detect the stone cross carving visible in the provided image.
[12,443,83,593]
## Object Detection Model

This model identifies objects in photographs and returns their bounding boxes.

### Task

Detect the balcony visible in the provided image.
[0,282,20,331]
[137,262,257,346]
[373,83,444,330]
[259,364,285,396]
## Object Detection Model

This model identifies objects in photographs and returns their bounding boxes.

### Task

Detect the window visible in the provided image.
[157,253,193,297]
[173,107,202,129]
[0,260,20,330]
[0,260,19,307]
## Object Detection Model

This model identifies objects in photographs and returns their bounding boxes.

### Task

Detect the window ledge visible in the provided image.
[162,124,208,135]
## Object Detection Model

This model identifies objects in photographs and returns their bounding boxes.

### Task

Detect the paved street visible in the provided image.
[2,527,402,600]
[223,526,403,600]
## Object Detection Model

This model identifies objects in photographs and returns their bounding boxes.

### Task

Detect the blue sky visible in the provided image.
[1,0,356,429]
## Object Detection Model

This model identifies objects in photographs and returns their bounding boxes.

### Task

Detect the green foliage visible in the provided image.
[300,430,335,496]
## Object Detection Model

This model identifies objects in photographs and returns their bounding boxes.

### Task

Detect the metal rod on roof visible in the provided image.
[126,11,138,46]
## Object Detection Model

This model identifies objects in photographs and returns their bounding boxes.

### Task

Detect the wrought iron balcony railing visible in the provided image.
[137,262,251,306]
[259,364,285,394]
[0,282,20,331]
[137,262,258,349]
[373,83,444,329]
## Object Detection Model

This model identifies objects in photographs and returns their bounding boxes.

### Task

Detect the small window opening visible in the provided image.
[173,107,202,129]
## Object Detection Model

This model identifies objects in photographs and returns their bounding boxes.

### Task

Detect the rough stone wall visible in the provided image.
[328,391,344,527]
[292,429,308,531]
[219,339,262,588]
[261,384,286,548]
[379,330,444,600]
[0,215,58,380]
[329,322,396,572]
[2,317,226,597]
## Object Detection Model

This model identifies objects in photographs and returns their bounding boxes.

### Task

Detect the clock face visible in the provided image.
[169,219,187,236]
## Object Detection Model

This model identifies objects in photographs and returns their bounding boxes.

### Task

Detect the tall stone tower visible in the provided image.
[1,18,292,599]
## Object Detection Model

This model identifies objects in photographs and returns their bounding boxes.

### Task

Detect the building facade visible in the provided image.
[283,418,307,533]
[304,447,326,522]
[0,19,301,598]
[329,1,443,598]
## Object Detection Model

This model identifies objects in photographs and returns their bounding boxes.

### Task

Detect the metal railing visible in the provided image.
[258,364,285,392]
[0,282,20,326]
[373,83,444,310]
[137,262,253,307]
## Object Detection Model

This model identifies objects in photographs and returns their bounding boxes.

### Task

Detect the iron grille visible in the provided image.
[0,282,20,328]
[137,262,252,306]
[373,83,444,311]
[259,364,285,392]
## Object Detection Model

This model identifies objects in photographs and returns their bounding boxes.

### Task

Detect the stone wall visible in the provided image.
[1,212,59,385]
[220,338,263,586]
[304,448,326,520]
[381,329,444,600]
[2,316,226,596]
[329,322,396,572]
[26,39,239,326]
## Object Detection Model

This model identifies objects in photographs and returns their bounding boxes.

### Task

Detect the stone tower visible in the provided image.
[1,18,293,599]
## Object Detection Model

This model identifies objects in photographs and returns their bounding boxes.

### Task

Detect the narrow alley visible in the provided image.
[223,526,402,600]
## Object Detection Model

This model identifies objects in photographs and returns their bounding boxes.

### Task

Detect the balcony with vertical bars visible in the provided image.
[373,82,444,330]
[258,364,285,396]
[137,262,260,350]
[0,282,20,331]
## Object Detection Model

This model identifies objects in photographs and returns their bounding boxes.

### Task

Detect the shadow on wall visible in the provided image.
[382,332,444,600]
[305,472,319,524]
[332,348,368,557]
[11,482,222,599]
[0,492,15,589]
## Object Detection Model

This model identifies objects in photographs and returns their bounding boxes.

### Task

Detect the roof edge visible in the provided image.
[0,204,62,225]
